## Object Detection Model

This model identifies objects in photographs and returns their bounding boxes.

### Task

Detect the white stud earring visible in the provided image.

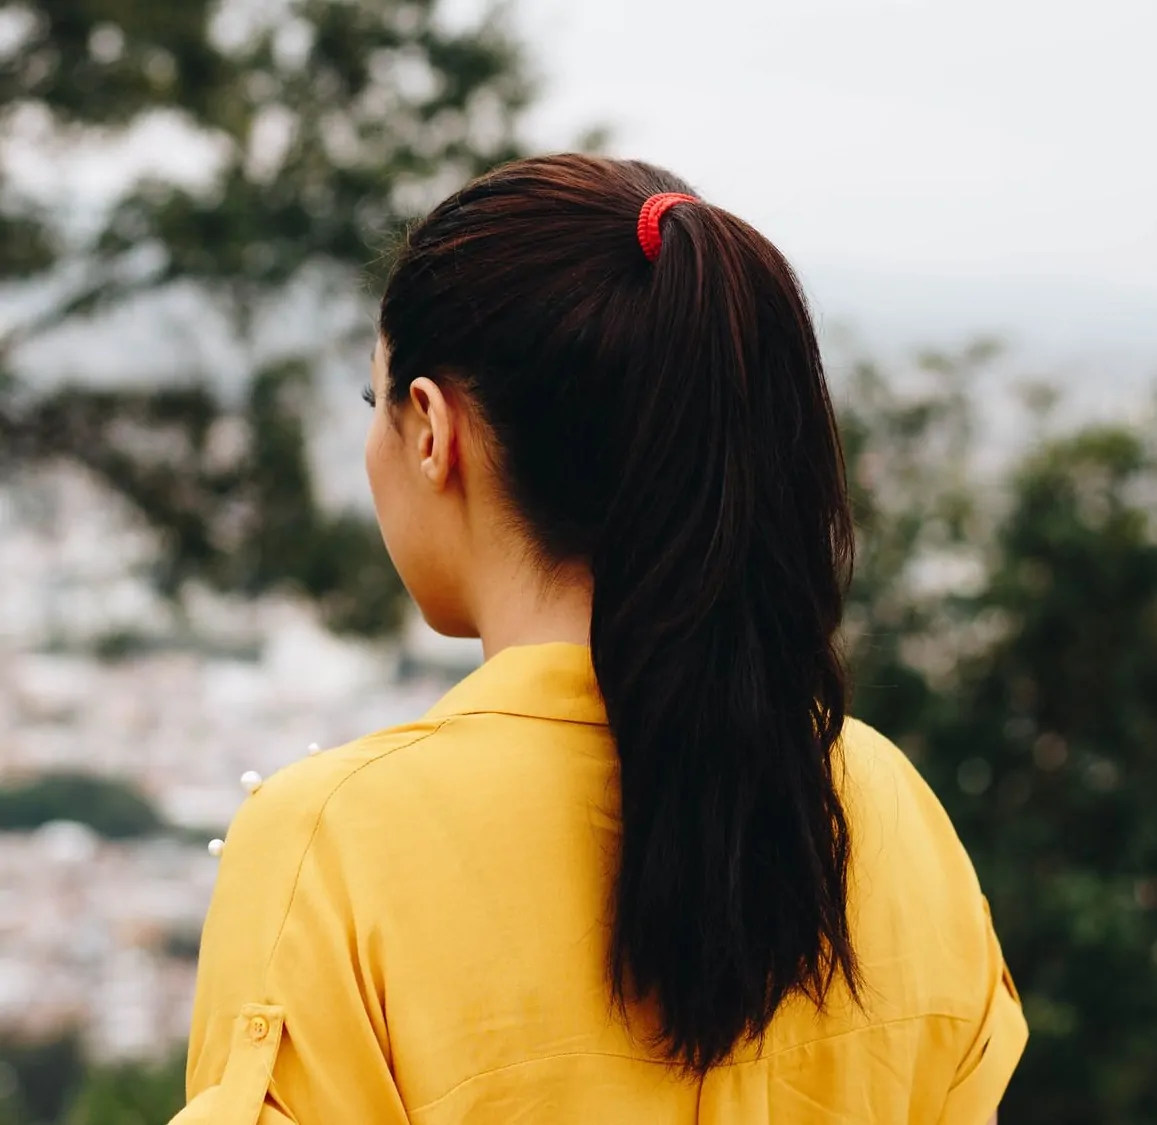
[307,743,321,756]
[208,839,225,858]
[240,770,263,794]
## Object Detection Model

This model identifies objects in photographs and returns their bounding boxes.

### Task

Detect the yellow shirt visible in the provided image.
[172,642,1026,1124]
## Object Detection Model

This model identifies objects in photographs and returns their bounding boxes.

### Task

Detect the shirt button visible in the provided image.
[249,1015,270,1043]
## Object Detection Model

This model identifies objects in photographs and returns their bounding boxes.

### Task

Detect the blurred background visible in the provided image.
[0,0,1154,1121]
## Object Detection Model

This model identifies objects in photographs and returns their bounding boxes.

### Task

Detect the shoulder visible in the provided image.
[838,715,977,885]
[831,726,1026,1116]
[837,719,994,1014]
[198,718,461,981]
[214,709,538,893]
[221,718,454,866]
[187,724,443,1112]
[839,716,965,849]
[210,718,463,923]
[838,715,917,777]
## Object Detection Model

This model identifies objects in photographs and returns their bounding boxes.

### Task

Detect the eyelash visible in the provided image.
[362,384,376,408]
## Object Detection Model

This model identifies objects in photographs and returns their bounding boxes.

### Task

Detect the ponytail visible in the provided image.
[382,154,859,1074]
[591,199,859,1072]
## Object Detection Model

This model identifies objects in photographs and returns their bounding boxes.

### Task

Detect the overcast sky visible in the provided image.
[467,0,1157,383]
[7,0,1154,401]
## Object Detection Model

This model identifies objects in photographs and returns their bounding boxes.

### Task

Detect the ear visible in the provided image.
[409,377,456,490]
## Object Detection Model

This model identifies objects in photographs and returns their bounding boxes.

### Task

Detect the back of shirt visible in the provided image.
[174,643,1026,1125]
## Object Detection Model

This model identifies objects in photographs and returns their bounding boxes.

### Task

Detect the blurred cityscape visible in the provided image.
[0,463,475,1063]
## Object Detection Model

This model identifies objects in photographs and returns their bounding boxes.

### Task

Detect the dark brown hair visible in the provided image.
[380,154,858,1073]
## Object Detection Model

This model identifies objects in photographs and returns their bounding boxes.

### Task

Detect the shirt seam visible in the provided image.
[426,706,607,728]
[259,720,452,996]
[410,1011,975,1114]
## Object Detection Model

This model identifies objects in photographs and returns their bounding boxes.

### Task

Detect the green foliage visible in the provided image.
[63,1053,185,1125]
[1,0,532,636]
[0,773,162,839]
[839,346,985,741]
[841,356,1157,1124]
[160,927,201,964]
[0,1032,84,1125]
[938,425,1157,1124]
[0,1035,185,1125]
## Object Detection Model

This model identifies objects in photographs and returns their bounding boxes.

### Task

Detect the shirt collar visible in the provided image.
[424,642,607,726]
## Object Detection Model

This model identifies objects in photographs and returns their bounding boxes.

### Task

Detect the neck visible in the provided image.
[469,556,593,661]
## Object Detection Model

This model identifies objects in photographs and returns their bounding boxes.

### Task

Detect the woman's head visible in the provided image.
[373,153,859,1072]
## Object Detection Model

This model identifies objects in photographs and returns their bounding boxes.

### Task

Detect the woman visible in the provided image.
[172,154,1025,1124]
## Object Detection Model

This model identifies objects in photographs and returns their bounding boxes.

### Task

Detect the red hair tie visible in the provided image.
[637,192,698,262]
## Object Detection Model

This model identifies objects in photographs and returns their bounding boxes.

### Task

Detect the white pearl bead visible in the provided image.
[208,839,225,858]
[240,770,263,794]
[307,742,321,756]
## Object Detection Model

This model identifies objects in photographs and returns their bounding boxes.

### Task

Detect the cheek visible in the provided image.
[363,411,470,636]
[365,410,404,535]
[364,410,431,589]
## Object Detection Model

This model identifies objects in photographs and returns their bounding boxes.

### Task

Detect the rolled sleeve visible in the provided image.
[173,758,411,1124]
[171,1006,295,1125]
[938,900,1028,1125]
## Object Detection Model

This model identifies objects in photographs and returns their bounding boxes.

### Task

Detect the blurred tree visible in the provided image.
[160,927,201,964]
[0,0,534,635]
[840,355,1157,1124]
[839,342,995,745]
[0,1035,186,1125]
[0,772,162,837]
[930,424,1157,1124]
[64,1051,186,1125]
[0,1032,84,1125]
